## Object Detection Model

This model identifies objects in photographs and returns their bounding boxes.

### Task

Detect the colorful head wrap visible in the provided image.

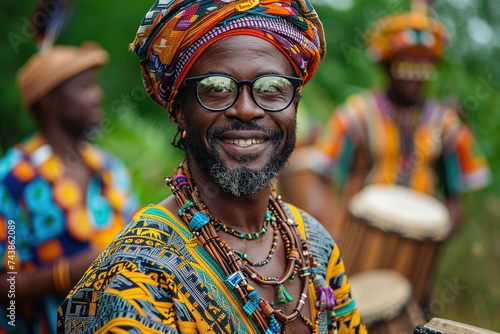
[364,11,450,63]
[130,0,326,120]
[17,42,109,109]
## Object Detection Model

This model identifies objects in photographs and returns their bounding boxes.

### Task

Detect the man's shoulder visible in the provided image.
[68,206,193,293]
[282,202,333,237]
[282,202,335,274]
[97,205,195,267]
[114,205,191,244]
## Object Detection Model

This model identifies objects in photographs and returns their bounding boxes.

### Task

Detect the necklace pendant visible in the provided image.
[277,283,293,303]
[225,271,245,289]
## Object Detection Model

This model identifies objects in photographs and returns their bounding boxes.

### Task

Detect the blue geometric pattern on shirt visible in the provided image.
[23,177,52,213]
[32,204,65,245]
[3,172,25,201]
[16,216,33,262]
[0,183,17,218]
[87,177,113,229]
[0,135,138,334]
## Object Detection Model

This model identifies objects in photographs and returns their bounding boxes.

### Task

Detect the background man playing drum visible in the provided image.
[278,1,490,241]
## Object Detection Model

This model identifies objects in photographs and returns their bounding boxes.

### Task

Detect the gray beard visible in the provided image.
[208,162,279,197]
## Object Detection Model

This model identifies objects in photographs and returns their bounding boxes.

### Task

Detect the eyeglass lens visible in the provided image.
[196,76,295,111]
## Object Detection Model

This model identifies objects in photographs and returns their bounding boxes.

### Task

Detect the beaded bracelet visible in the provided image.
[52,257,72,294]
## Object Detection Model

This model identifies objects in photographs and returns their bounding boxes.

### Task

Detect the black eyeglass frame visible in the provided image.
[183,74,303,112]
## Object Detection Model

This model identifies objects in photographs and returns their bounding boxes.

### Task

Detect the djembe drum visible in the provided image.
[414,318,500,334]
[340,184,452,303]
[349,269,426,334]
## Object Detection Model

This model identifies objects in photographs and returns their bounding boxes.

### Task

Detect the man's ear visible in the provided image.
[174,98,186,129]
[38,90,60,115]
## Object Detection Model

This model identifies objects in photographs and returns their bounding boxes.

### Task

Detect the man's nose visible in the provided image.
[224,86,265,122]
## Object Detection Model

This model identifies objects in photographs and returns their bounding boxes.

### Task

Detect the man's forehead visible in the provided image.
[56,68,98,91]
[190,35,295,76]
[202,35,283,55]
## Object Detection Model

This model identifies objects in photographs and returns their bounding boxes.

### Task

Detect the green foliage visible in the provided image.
[93,109,184,206]
[0,0,499,330]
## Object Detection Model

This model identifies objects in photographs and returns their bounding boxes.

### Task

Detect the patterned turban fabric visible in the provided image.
[130,0,326,120]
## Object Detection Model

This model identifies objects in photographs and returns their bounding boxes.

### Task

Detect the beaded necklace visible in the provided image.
[214,212,271,240]
[234,220,279,267]
[166,163,339,333]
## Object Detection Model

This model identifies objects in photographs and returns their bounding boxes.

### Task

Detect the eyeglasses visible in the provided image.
[183,74,303,112]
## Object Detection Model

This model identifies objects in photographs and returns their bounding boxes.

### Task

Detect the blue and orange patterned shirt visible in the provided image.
[57,204,366,334]
[0,133,139,333]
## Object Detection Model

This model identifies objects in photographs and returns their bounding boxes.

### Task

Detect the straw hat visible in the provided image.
[17,41,109,109]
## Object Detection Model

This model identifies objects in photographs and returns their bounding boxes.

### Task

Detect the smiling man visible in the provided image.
[180,36,299,198]
[57,1,366,333]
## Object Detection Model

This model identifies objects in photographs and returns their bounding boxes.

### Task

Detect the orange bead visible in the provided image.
[11,160,35,183]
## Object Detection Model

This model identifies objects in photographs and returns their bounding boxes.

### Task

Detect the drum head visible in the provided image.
[349,269,412,326]
[349,184,451,240]
[414,318,500,334]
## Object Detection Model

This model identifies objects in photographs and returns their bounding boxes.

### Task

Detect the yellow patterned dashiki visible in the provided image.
[0,133,139,333]
[302,90,490,196]
[57,204,366,333]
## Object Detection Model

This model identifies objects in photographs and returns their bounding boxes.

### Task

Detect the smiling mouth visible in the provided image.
[223,138,265,147]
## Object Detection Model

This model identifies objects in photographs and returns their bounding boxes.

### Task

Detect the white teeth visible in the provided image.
[223,138,264,147]
[390,61,437,82]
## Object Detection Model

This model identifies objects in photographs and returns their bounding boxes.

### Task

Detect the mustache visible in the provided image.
[207,121,282,141]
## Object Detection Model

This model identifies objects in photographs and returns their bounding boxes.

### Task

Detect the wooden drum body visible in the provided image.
[350,269,426,334]
[414,318,500,334]
[340,184,452,304]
